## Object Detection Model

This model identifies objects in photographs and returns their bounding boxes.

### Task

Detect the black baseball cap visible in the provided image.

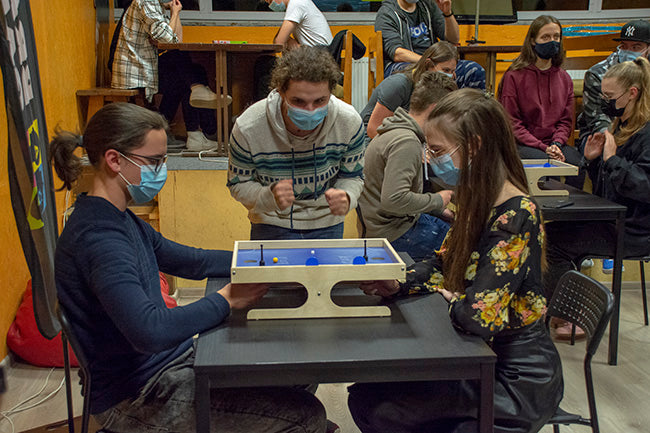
[613,20,650,44]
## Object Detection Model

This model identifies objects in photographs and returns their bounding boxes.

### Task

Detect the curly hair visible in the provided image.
[270,46,342,93]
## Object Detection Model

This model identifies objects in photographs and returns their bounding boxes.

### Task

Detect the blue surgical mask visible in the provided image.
[441,71,454,79]
[617,47,648,62]
[119,154,168,204]
[534,41,560,60]
[268,0,286,12]
[286,103,328,131]
[429,146,460,186]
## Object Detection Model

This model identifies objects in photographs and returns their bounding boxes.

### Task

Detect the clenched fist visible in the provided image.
[324,188,350,216]
[271,179,295,210]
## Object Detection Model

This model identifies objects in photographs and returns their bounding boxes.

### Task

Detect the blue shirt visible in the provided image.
[55,194,232,413]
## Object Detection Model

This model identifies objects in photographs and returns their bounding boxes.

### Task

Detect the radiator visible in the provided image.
[351,58,369,112]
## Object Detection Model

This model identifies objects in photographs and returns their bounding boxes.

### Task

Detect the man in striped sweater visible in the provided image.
[228,46,365,240]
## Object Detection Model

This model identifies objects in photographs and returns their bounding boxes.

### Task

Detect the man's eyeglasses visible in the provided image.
[122,151,168,173]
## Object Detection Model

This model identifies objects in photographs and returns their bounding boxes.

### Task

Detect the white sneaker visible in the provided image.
[581,259,594,269]
[189,85,232,109]
[186,131,218,151]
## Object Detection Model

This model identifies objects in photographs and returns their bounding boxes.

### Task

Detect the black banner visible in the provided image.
[1,0,59,339]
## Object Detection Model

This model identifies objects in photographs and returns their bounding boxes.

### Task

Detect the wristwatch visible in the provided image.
[443,11,454,17]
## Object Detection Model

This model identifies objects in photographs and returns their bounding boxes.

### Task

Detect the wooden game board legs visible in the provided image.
[247,279,391,320]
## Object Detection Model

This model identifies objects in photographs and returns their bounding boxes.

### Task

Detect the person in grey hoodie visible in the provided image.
[375,0,484,89]
[358,71,457,261]
[228,46,365,240]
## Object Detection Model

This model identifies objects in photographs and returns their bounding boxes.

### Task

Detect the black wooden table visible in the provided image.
[194,279,496,433]
[535,181,627,365]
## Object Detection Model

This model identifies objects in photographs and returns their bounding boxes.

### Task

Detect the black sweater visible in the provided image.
[587,121,650,251]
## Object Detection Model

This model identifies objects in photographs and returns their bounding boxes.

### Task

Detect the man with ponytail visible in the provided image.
[51,103,327,432]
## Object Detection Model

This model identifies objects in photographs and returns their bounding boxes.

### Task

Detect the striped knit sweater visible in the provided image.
[228,90,365,230]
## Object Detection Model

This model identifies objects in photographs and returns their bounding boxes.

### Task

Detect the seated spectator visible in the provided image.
[544,57,650,339]
[499,15,584,189]
[228,46,365,241]
[265,0,333,49]
[255,0,334,101]
[577,19,650,150]
[361,41,457,140]
[112,0,227,151]
[358,71,457,261]
[50,102,327,432]
[375,0,485,88]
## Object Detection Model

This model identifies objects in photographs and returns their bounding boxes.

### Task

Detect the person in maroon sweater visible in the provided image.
[499,15,584,189]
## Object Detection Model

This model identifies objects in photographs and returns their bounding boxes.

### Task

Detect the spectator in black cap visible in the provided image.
[577,19,650,149]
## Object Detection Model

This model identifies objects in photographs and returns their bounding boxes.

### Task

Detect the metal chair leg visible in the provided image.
[641,261,648,326]
[62,335,76,433]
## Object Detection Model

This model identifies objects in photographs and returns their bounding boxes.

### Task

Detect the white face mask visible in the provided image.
[617,46,649,62]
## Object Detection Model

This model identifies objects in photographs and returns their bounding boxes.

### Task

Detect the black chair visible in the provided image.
[545,270,615,433]
[58,306,103,433]
[578,254,649,326]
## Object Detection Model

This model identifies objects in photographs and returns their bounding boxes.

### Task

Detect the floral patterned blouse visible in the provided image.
[400,196,547,339]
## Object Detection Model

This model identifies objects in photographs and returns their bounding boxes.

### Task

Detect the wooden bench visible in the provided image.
[76,88,144,127]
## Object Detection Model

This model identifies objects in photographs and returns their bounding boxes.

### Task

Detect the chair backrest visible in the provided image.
[368,31,384,97]
[547,270,614,356]
[57,306,93,401]
[341,30,354,104]
[57,305,94,433]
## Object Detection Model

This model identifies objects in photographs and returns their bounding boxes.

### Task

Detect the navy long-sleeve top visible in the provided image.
[55,194,232,414]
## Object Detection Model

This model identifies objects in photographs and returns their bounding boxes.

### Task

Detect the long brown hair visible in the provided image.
[49,103,168,190]
[510,15,565,71]
[425,89,529,293]
[406,41,458,84]
[605,57,650,146]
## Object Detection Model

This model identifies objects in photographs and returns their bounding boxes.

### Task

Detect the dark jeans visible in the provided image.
[390,214,450,262]
[517,144,585,189]
[250,222,345,240]
[385,60,485,90]
[158,50,216,135]
[543,221,649,300]
[94,347,326,433]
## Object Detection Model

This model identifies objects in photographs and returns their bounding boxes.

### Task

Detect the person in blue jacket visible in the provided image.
[51,102,327,433]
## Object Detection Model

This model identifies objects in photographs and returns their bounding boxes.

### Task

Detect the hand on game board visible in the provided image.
[359,280,400,298]
[584,132,606,161]
[218,283,269,310]
[325,188,350,216]
[545,144,565,162]
[271,179,295,210]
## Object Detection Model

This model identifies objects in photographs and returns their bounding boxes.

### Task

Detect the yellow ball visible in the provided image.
[273,257,278,263]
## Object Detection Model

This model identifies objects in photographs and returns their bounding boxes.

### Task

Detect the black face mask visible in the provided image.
[534,41,560,60]
[601,96,626,118]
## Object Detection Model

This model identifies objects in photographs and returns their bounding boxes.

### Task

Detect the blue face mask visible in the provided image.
[268,0,286,12]
[617,47,648,62]
[286,103,328,131]
[119,154,168,204]
[429,146,460,186]
[440,71,454,79]
[534,40,560,60]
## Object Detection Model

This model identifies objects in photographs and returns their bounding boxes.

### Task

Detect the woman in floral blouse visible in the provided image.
[348,88,563,433]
